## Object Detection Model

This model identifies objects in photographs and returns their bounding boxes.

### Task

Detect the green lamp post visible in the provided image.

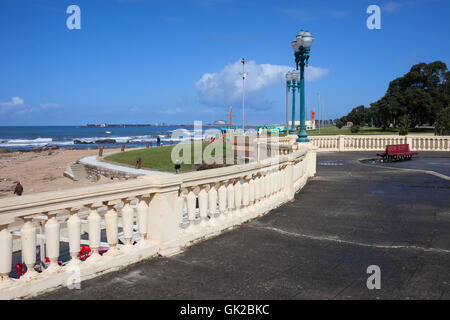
[286,71,301,134]
[291,30,314,142]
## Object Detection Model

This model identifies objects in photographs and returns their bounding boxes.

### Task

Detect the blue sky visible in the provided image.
[0,0,449,125]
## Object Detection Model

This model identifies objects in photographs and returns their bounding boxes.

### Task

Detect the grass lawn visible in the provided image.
[104,142,233,173]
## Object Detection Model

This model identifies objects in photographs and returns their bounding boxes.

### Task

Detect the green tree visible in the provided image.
[435,106,450,135]
[345,61,449,132]
[336,119,344,129]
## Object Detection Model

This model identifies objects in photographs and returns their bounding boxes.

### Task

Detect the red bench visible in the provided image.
[376,144,418,161]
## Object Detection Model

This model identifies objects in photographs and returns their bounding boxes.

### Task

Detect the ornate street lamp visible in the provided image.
[286,71,300,134]
[291,29,314,142]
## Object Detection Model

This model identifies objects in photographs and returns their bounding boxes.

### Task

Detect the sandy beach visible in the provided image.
[0,148,117,199]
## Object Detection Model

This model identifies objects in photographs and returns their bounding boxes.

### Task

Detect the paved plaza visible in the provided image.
[35,152,450,300]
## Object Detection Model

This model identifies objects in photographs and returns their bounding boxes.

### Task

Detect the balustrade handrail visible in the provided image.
[180,148,307,188]
[0,175,181,226]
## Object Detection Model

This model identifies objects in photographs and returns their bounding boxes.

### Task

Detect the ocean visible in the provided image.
[0,125,221,150]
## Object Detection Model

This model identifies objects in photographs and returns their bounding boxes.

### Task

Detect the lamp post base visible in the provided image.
[296,137,310,143]
[296,129,309,143]
[289,129,297,135]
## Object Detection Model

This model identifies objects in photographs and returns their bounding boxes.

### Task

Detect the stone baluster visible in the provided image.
[268,171,274,199]
[218,182,227,222]
[44,211,61,273]
[86,203,103,262]
[248,176,255,214]
[258,174,265,205]
[178,190,187,228]
[67,207,82,265]
[227,180,235,217]
[0,225,12,282]
[103,200,121,256]
[242,177,250,217]
[20,217,39,280]
[281,167,286,199]
[136,195,149,247]
[275,170,281,202]
[198,186,209,227]
[208,184,218,225]
[186,189,197,231]
[261,173,267,207]
[234,179,242,217]
[275,170,280,198]
[121,198,135,251]
[265,172,271,204]
[259,173,266,205]
[255,174,262,211]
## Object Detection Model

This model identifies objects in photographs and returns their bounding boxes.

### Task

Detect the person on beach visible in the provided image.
[136,157,142,169]
[14,182,23,196]
[174,160,181,174]
[157,136,161,146]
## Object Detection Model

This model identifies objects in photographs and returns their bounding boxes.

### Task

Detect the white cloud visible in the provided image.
[162,107,183,115]
[40,103,62,109]
[330,10,349,18]
[130,105,140,113]
[0,96,24,111]
[195,60,328,109]
[383,1,408,13]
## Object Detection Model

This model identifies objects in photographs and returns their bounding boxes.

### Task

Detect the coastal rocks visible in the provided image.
[95,139,116,144]
[0,148,12,154]
[32,145,60,152]
[73,139,117,144]
[74,140,93,144]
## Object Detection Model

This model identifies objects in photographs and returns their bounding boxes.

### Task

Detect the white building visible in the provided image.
[288,120,316,130]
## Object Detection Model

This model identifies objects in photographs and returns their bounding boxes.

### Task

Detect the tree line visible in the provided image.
[336,61,450,135]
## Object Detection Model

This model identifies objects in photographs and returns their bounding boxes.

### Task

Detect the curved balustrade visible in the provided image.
[0,144,316,299]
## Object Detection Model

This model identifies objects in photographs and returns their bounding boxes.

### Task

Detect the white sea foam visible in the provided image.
[0,131,216,149]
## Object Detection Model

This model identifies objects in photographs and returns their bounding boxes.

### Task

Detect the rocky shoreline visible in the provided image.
[0,143,123,154]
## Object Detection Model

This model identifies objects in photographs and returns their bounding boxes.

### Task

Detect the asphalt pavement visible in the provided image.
[34,152,450,300]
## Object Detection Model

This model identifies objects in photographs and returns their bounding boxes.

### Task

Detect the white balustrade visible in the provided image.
[0,142,315,300]
[309,135,450,152]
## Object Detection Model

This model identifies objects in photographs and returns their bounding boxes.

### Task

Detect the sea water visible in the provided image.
[0,125,218,150]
